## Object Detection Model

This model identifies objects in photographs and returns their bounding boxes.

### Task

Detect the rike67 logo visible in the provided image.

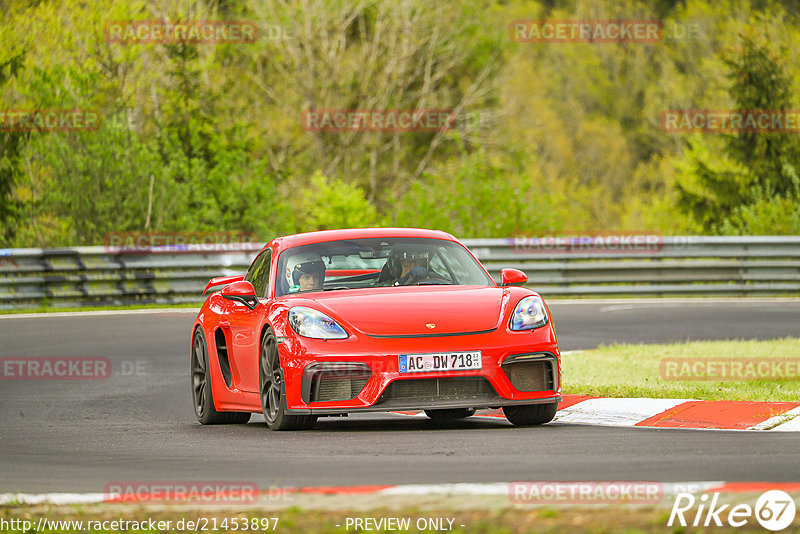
[669,490,796,531]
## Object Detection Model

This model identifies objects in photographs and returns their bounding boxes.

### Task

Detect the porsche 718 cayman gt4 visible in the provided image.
[191,228,561,430]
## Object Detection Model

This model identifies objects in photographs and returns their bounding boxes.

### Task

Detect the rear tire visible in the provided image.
[502,402,558,426]
[424,408,476,420]
[259,328,317,431]
[191,328,251,425]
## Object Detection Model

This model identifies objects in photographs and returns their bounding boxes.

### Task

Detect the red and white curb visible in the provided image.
[555,396,800,431]
[396,395,800,431]
[4,482,800,506]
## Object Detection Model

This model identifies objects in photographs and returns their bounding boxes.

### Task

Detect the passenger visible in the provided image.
[381,247,429,286]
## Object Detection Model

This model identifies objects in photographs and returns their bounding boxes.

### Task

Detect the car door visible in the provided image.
[227,248,271,393]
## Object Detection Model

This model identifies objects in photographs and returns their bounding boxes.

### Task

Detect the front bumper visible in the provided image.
[279,327,561,415]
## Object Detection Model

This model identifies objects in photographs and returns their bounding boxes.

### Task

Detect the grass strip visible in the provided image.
[562,337,800,401]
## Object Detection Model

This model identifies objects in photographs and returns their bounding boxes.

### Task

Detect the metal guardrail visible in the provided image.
[0,245,261,310]
[473,235,800,296]
[1,236,799,309]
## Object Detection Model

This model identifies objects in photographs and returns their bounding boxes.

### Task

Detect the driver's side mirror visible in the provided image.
[221,280,259,309]
[500,268,528,287]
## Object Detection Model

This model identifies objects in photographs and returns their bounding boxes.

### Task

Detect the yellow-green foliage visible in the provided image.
[2,0,800,246]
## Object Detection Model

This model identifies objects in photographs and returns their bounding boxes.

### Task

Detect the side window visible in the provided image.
[244,253,264,294]
[245,249,272,298]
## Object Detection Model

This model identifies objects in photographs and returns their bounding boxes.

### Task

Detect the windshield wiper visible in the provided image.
[323,286,352,291]
[417,280,453,285]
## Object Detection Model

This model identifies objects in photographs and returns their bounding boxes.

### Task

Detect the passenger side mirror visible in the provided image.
[221,280,258,309]
[500,268,528,287]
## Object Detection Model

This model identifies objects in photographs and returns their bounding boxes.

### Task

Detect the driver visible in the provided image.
[285,253,325,293]
[383,246,429,286]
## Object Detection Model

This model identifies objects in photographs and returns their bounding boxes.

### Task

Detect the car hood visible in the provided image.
[308,286,509,337]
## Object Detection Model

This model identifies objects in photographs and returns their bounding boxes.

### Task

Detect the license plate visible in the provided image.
[398,351,482,373]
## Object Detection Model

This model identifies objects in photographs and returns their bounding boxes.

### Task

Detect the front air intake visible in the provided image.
[313,374,370,402]
[302,363,371,403]
[502,354,557,392]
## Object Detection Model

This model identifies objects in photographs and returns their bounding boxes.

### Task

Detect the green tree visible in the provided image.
[675,27,800,233]
[725,30,799,196]
[0,52,26,246]
[298,170,378,231]
[29,114,161,244]
[674,135,752,232]
[392,147,556,238]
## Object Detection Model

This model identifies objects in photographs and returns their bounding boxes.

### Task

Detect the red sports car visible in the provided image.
[191,228,561,430]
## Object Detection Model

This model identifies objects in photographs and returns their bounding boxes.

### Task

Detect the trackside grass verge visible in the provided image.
[561,337,800,401]
[1,505,794,534]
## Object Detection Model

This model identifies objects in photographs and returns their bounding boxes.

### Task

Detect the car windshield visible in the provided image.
[275,237,494,297]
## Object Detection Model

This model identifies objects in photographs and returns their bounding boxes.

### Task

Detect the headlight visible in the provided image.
[510,296,548,331]
[288,307,348,339]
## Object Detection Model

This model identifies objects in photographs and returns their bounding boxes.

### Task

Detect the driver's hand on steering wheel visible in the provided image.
[397,266,428,285]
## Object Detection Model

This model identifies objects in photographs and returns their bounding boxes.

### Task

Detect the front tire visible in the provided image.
[259,328,317,431]
[191,328,251,425]
[503,402,558,426]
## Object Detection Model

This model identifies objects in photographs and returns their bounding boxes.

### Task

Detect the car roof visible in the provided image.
[268,228,457,251]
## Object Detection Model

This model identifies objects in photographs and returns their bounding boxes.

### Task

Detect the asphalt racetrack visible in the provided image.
[1,298,799,492]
